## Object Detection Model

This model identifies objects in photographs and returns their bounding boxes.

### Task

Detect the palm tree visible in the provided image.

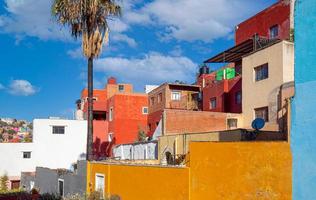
[52,0,121,160]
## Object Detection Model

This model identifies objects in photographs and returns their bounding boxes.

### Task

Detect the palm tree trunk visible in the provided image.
[87,57,94,161]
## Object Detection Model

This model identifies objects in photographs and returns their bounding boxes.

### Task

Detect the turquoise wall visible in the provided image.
[292,0,316,199]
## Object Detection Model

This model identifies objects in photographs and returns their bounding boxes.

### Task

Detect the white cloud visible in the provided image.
[169,45,183,57]
[9,80,38,96]
[0,0,71,41]
[128,0,271,42]
[0,0,136,46]
[111,33,137,48]
[67,47,83,59]
[94,52,197,86]
[0,0,272,44]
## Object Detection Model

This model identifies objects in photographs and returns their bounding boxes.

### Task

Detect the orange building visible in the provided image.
[79,77,148,159]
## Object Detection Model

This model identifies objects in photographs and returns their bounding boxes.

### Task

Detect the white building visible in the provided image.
[0,118,87,187]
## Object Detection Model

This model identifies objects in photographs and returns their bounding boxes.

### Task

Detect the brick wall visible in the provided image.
[164,109,242,135]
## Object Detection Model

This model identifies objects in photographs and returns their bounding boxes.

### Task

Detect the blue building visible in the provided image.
[291,0,316,199]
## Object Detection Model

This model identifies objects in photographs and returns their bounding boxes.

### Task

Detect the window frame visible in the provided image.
[171,91,181,101]
[23,151,31,159]
[235,91,242,105]
[210,97,217,109]
[142,107,148,114]
[269,24,279,39]
[52,126,65,134]
[158,93,162,103]
[109,107,113,121]
[150,97,155,106]
[58,179,64,197]
[95,173,105,198]
[227,118,238,129]
[254,106,269,122]
[254,63,269,82]
[118,85,124,92]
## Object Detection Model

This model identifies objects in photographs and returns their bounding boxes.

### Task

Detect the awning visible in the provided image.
[204,39,254,63]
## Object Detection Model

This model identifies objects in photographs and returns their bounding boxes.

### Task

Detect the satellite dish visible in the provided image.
[251,118,265,130]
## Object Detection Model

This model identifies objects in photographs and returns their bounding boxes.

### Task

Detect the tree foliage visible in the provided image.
[0,174,8,193]
[52,0,121,59]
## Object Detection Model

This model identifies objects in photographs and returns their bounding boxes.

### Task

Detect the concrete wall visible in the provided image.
[21,161,87,197]
[87,162,189,200]
[87,142,291,199]
[158,129,286,163]
[0,119,87,178]
[242,41,294,130]
[163,109,243,135]
[291,0,316,199]
[189,142,292,199]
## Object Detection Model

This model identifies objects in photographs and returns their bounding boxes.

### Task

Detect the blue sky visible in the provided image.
[0,0,276,120]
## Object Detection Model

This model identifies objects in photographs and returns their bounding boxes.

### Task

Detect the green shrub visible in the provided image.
[0,174,8,192]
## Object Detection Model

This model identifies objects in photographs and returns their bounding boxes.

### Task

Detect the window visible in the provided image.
[52,126,65,134]
[108,133,113,142]
[58,179,64,197]
[158,93,162,103]
[118,85,124,92]
[171,91,181,101]
[30,181,34,190]
[95,174,105,198]
[210,97,217,109]
[235,91,242,105]
[142,107,148,114]
[255,106,269,122]
[269,25,279,39]
[23,152,31,159]
[227,118,238,129]
[109,107,113,121]
[150,97,155,105]
[255,63,269,81]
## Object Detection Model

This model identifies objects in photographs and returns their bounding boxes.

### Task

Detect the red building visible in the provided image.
[79,77,148,158]
[201,1,291,115]
[197,65,242,114]
[235,0,291,44]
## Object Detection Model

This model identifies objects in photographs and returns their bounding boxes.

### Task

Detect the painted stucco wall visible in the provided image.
[87,162,189,200]
[87,142,291,200]
[189,142,292,200]
[242,41,294,130]
[235,1,290,44]
[0,119,87,177]
[291,0,316,199]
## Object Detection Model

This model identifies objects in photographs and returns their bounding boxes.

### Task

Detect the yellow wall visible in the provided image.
[242,41,294,130]
[189,142,292,200]
[87,142,291,200]
[87,162,189,200]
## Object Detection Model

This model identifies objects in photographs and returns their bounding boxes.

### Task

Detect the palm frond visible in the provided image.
[52,0,121,58]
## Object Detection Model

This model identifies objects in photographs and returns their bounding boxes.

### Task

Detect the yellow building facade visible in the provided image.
[87,142,291,200]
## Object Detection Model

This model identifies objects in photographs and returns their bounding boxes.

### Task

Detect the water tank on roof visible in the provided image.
[199,64,209,75]
[107,77,117,84]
